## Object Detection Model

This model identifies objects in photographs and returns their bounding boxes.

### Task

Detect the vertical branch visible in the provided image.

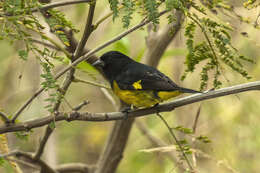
[33,0,97,163]
[73,1,96,58]
[94,117,135,173]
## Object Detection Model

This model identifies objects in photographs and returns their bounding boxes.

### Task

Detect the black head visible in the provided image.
[93,51,134,82]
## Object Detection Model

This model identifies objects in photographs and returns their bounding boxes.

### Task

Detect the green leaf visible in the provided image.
[18,49,28,60]
[49,121,56,130]
[15,131,29,141]
[173,126,193,134]
[108,0,119,20]
[0,158,6,167]
[122,0,135,28]
[144,0,159,25]
[196,135,211,143]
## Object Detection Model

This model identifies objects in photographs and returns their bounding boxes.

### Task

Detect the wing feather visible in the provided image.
[115,62,179,91]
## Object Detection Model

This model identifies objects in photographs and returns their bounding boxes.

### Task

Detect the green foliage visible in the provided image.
[0,157,6,167]
[121,0,135,28]
[49,121,56,129]
[243,0,259,9]
[108,0,119,20]
[40,62,60,113]
[182,12,253,90]
[43,9,78,47]
[18,49,28,60]
[0,0,72,63]
[165,0,184,11]
[173,126,193,134]
[143,0,159,25]
[2,0,39,16]
[15,131,29,141]
[177,139,193,155]
[109,0,253,89]
[196,135,211,143]
[108,0,165,27]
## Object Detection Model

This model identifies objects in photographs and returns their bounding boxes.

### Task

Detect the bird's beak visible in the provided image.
[92,59,105,68]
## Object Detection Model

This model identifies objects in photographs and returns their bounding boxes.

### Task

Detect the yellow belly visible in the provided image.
[113,81,182,108]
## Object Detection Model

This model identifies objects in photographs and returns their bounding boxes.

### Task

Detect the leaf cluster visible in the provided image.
[107,0,253,89]
[40,62,61,113]
[182,6,253,90]
[1,0,76,113]
[43,9,79,46]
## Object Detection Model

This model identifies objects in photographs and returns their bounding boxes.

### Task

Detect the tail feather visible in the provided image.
[178,87,201,94]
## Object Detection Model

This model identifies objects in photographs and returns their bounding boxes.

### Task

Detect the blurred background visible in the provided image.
[1,0,260,172]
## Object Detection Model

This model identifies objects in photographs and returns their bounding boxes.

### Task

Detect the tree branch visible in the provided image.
[94,117,135,173]
[1,81,260,134]
[56,163,95,173]
[31,39,61,51]
[73,1,96,59]
[73,100,90,111]
[0,112,10,123]
[33,0,92,12]
[1,150,58,173]
[33,125,54,160]
[1,0,91,17]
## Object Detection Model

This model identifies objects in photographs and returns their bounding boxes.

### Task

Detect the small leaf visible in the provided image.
[15,131,29,141]
[0,158,6,167]
[196,135,211,143]
[49,121,56,129]
[18,49,28,60]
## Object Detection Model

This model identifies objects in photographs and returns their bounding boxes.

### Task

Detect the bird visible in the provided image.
[93,51,201,108]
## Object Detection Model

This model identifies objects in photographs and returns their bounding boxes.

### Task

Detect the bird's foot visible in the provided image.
[120,106,132,120]
[152,103,160,114]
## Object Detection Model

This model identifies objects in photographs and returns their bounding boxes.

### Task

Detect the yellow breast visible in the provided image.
[112,81,182,108]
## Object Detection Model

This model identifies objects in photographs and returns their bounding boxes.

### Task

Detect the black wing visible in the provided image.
[115,62,180,91]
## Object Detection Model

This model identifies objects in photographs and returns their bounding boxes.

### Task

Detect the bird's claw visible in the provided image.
[121,107,132,120]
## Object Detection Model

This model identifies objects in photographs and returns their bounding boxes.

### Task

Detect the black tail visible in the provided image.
[178,87,201,94]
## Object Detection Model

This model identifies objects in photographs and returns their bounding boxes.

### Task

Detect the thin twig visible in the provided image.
[156,113,194,171]
[11,88,44,123]
[31,39,61,51]
[1,81,259,134]
[6,157,39,170]
[33,0,92,12]
[93,0,139,29]
[192,103,202,133]
[73,1,96,59]
[73,77,111,89]
[56,163,95,173]
[11,10,169,122]
[0,0,90,17]
[73,100,90,111]
[0,112,10,123]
